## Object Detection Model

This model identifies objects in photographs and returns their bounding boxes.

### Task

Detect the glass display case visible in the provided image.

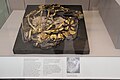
[0,0,120,79]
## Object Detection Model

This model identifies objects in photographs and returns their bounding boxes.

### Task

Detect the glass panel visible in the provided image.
[0,0,9,29]
[0,0,120,56]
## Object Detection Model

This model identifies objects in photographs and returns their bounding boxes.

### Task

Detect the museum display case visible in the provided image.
[1,0,120,79]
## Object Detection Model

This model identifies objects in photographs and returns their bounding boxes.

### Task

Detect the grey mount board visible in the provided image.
[13,5,90,54]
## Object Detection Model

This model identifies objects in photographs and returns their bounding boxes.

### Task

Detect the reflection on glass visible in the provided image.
[0,0,9,29]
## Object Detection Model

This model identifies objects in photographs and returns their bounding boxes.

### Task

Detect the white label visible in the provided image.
[23,57,80,77]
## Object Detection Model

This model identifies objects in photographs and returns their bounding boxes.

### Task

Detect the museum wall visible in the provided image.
[89,0,99,10]
[99,0,120,49]
[45,0,89,10]
[8,0,99,13]
[8,0,25,13]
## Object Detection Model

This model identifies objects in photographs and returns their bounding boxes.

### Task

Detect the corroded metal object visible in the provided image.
[22,4,83,49]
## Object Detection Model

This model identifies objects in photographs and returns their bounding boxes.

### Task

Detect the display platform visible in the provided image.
[13,5,90,54]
